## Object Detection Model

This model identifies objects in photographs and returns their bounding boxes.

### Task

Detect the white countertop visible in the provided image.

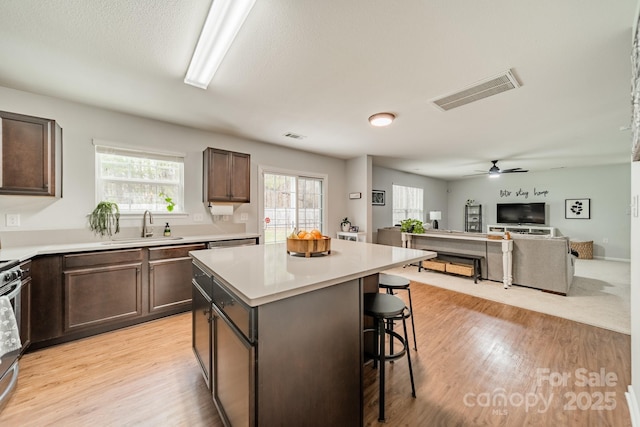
[0,233,260,262]
[190,239,436,307]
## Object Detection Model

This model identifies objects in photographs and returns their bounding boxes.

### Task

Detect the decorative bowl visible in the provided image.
[286,236,331,257]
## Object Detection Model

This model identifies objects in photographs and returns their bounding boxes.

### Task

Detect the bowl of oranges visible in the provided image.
[286,229,331,257]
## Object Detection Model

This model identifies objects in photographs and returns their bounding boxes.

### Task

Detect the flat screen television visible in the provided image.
[496,202,546,225]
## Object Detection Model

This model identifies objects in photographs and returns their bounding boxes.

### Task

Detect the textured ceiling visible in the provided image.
[0,0,637,180]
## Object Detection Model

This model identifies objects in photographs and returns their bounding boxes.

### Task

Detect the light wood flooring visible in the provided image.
[0,282,631,426]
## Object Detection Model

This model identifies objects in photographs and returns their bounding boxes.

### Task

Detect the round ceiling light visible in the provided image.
[368,112,395,127]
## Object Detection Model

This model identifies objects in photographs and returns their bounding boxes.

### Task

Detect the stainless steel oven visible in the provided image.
[0,259,23,407]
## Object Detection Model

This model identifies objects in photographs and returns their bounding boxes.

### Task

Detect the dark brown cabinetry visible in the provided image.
[62,249,143,333]
[149,243,205,313]
[192,275,212,389]
[203,148,250,203]
[19,260,31,353]
[28,240,217,350]
[0,110,62,197]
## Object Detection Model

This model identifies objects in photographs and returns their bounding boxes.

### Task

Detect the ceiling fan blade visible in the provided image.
[502,169,528,173]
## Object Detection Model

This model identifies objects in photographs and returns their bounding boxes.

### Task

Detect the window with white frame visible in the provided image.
[262,170,325,244]
[392,184,424,225]
[95,145,184,213]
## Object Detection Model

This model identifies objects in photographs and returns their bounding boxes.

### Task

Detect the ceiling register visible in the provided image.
[431,69,521,111]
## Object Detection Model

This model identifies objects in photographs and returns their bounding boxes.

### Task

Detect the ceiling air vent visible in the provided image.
[283,132,305,140]
[431,69,521,111]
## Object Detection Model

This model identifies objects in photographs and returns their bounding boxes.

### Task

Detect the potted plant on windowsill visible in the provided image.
[341,217,351,232]
[88,201,120,238]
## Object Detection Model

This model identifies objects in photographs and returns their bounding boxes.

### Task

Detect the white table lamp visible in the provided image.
[430,211,442,229]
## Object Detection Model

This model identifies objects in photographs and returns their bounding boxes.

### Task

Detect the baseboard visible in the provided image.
[593,256,631,262]
[627,385,640,427]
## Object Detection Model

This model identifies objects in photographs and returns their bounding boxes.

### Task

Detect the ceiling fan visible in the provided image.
[470,160,529,177]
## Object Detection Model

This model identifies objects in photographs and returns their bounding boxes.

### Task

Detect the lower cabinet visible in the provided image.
[192,280,212,389]
[149,244,206,313]
[29,242,208,350]
[63,249,143,332]
[19,260,31,353]
[212,303,255,427]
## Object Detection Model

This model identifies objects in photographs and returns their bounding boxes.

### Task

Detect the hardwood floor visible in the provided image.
[0,282,631,426]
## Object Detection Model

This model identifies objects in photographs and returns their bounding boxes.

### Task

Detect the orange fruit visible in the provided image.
[303,232,314,239]
[297,230,307,239]
[310,229,322,239]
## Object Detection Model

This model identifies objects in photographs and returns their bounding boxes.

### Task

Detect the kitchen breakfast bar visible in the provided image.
[189,239,435,426]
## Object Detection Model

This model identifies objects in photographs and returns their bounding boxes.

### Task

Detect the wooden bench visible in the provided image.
[419,251,483,283]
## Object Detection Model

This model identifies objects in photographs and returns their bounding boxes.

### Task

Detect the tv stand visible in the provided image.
[488,224,556,236]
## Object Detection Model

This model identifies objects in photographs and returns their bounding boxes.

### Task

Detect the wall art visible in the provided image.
[372,190,385,206]
[565,198,590,219]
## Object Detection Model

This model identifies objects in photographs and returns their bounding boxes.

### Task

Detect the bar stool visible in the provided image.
[364,293,416,422]
[379,273,417,350]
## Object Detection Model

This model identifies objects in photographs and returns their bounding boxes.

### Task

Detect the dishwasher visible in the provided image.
[207,237,258,249]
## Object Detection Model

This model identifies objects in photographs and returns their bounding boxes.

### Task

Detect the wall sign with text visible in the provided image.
[499,188,549,199]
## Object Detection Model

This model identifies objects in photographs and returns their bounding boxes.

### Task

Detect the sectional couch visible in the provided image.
[376,227,576,295]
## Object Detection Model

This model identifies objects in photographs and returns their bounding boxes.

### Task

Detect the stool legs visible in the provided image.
[373,314,416,422]
[377,317,386,422]
[385,287,417,351]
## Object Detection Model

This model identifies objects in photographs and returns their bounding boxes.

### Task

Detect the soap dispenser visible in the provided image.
[164,222,171,237]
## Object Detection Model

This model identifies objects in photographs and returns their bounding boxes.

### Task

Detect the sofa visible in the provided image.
[376,228,576,295]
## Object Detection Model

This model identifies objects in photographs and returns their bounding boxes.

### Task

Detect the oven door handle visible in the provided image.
[2,282,21,300]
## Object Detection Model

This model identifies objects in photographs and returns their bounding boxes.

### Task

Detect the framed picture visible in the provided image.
[349,225,359,232]
[372,190,385,206]
[565,198,590,219]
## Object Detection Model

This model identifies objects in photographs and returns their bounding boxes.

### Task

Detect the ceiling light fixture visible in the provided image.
[368,113,395,127]
[184,0,257,89]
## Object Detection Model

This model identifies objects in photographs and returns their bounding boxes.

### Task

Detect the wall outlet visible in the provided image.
[6,214,20,227]
[240,213,249,221]
[603,237,609,244]
[193,213,204,222]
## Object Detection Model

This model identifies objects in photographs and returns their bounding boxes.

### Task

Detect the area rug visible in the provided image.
[383,258,630,334]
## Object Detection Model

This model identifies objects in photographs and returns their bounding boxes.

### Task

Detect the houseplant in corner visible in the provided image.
[88,201,120,238]
[400,218,425,234]
[341,217,351,232]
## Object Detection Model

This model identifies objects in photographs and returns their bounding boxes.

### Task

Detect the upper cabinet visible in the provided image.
[0,110,63,197]
[203,147,250,203]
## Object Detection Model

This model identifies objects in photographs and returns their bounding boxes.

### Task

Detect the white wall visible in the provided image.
[345,156,371,240]
[371,165,449,234]
[447,164,631,260]
[0,86,348,243]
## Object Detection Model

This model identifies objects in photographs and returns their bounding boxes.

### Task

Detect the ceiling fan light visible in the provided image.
[489,172,500,178]
[368,113,395,127]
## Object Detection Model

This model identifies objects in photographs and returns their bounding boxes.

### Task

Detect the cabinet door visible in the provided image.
[30,255,64,343]
[229,151,250,202]
[149,257,193,313]
[192,282,212,389]
[203,148,250,203]
[0,111,62,197]
[213,306,254,427]
[148,244,206,313]
[63,263,142,332]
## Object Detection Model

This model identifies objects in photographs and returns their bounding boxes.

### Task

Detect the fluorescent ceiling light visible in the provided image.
[184,0,257,89]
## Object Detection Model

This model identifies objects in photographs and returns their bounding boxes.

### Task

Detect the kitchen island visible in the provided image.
[190,239,435,427]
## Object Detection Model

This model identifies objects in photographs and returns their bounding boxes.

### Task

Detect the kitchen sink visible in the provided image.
[100,236,184,245]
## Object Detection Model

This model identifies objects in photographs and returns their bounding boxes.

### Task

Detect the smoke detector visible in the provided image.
[431,69,521,111]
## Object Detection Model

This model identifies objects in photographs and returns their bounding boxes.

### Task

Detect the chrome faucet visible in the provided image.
[142,210,154,238]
